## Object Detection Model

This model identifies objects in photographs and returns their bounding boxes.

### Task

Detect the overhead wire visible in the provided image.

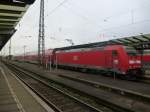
[65,2,150,36]
[99,19,150,39]
[17,0,149,39]
[45,0,104,29]
[45,0,69,17]
[45,0,150,40]
[16,0,150,37]
[16,0,150,45]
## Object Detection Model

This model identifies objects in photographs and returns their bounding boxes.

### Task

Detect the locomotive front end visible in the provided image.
[125,46,143,77]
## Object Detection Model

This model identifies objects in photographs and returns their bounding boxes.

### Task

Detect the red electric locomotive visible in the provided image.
[53,45,142,78]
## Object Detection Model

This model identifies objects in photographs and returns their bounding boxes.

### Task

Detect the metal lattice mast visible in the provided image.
[38,0,45,65]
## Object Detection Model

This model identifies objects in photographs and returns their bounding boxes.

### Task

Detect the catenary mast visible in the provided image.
[38,0,45,65]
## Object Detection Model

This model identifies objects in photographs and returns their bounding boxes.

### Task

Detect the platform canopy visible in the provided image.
[55,33,150,51]
[0,0,35,51]
[110,33,150,50]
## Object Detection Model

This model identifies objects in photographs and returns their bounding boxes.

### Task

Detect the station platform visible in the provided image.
[0,62,54,112]
[9,61,150,112]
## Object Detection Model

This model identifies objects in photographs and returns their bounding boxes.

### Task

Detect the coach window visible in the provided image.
[112,50,118,56]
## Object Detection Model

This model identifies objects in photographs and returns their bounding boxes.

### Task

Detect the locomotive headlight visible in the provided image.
[113,60,119,64]
[122,72,126,74]
[129,60,135,64]
[136,60,141,64]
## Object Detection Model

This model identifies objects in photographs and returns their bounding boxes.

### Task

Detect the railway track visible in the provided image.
[58,74,150,103]
[5,62,118,112]
[16,61,150,84]
[19,61,150,84]
[20,63,150,103]
[4,61,150,112]
[136,77,150,84]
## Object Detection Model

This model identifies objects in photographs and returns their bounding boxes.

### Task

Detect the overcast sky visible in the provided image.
[2,0,150,55]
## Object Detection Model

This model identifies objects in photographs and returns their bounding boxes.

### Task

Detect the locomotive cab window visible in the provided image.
[112,50,118,56]
[144,50,150,55]
[124,46,139,56]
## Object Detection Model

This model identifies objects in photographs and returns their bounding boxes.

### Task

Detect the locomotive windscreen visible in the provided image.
[124,46,139,56]
[143,50,150,55]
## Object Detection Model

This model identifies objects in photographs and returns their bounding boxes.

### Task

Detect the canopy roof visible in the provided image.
[0,0,35,50]
[55,33,150,51]
[110,34,150,50]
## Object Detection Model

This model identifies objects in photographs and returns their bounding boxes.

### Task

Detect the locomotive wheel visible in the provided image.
[79,68,87,73]
[105,71,112,76]
[124,74,136,80]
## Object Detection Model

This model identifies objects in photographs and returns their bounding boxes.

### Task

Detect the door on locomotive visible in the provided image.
[112,50,119,70]
[105,50,112,69]
[105,50,119,70]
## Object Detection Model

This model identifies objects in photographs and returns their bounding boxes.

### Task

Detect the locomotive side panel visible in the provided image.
[56,50,107,69]
[143,55,150,62]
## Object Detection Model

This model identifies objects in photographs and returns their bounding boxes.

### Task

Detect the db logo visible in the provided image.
[73,56,79,61]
